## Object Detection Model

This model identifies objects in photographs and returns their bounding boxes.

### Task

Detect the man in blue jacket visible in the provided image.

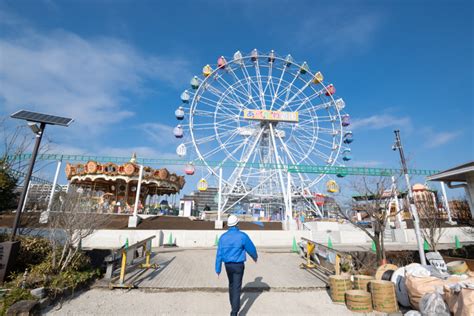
[215,215,258,316]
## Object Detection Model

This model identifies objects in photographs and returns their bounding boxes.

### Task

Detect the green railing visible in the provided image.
[7,153,440,177]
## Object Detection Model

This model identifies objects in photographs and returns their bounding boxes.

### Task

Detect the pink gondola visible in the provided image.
[325,84,336,96]
[217,56,226,69]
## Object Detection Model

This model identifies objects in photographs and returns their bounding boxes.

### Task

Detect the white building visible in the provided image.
[427,161,474,220]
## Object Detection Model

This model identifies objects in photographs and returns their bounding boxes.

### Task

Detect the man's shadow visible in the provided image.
[240,277,270,315]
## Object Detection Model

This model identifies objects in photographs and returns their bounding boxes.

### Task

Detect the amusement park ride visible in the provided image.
[6,50,442,226]
[8,49,441,228]
[173,49,354,222]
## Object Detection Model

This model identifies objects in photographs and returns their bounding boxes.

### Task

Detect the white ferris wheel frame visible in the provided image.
[177,50,349,216]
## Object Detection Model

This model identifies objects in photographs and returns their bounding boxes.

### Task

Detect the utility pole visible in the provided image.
[393,130,426,265]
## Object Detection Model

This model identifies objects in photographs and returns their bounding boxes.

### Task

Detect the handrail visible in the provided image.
[109,235,158,289]
[7,153,440,177]
[300,237,353,277]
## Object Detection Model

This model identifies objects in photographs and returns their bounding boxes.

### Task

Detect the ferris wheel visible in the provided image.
[173,49,353,216]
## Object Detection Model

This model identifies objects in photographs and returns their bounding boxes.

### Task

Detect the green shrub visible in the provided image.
[48,269,100,297]
[0,287,34,316]
[15,236,52,272]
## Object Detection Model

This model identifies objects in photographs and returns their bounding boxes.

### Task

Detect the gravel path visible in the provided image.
[44,288,359,316]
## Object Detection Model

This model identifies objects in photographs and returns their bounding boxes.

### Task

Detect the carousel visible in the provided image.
[65,154,185,214]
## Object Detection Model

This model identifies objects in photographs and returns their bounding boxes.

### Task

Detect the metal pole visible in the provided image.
[440,182,453,223]
[391,176,403,228]
[47,160,62,212]
[21,182,32,214]
[217,167,222,223]
[393,130,426,265]
[287,171,293,228]
[268,124,288,216]
[11,123,45,240]
[133,165,144,217]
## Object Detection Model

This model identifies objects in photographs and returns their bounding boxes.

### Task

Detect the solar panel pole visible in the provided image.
[11,123,46,240]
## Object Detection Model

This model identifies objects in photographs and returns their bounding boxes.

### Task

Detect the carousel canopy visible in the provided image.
[65,156,185,195]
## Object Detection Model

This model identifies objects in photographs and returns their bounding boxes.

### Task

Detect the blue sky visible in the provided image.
[0,0,472,195]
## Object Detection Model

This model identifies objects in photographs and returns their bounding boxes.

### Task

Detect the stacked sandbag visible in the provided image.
[443,280,474,316]
[405,264,474,311]
[329,275,352,303]
[345,290,372,313]
[370,280,398,313]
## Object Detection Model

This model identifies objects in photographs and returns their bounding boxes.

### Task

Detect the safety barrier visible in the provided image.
[108,235,158,289]
[299,237,353,283]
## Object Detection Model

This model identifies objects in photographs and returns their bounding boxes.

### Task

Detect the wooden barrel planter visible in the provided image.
[370,280,398,313]
[345,290,373,313]
[446,260,469,275]
[329,275,352,303]
[353,275,374,292]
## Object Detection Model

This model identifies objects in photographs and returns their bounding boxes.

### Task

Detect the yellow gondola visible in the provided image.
[202,64,212,77]
[326,180,339,193]
[313,71,324,84]
[197,178,208,191]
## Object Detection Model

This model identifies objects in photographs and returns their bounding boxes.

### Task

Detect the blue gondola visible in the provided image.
[343,132,353,144]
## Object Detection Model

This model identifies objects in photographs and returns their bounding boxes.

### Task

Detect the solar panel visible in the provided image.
[11,110,74,127]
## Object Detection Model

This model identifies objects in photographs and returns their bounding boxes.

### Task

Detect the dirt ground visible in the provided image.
[44,288,359,316]
[0,213,282,230]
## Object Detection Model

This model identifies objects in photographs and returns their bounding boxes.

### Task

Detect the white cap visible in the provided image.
[227,215,239,227]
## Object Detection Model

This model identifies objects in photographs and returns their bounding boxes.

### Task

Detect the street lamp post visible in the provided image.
[10,122,45,239]
[393,130,427,265]
[0,110,73,284]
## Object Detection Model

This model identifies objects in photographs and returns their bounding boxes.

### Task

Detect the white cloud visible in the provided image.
[296,9,383,60]
[351,114,412,131]
[0,15,191,135]
[422,129,462,148]
[140,122,179,146]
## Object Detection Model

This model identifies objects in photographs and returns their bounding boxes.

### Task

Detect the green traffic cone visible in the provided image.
[327,236,333,249]
[125,238,129,249]
[168,233,173,245]
[371,240,376,253]
[424,239,430,251]
[455,235,461,249]
[292,237,298,252]
[214,235,219,247]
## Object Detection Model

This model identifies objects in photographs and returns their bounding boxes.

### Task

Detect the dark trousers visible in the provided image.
[225,262,245,316]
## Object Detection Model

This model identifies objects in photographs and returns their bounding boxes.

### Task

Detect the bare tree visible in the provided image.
[1,117,32,171]
[0,116,52,174]
[48,187,109,272]
[337,176,399,264]
[416,193,445,251]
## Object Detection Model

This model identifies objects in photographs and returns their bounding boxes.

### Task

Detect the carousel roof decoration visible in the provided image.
[65,154,185,194]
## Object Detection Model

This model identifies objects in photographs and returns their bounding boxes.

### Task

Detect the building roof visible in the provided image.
[427,161,474,182]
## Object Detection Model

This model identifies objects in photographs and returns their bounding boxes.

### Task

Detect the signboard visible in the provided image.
[0,241,20,283]
[243,109,298,123]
